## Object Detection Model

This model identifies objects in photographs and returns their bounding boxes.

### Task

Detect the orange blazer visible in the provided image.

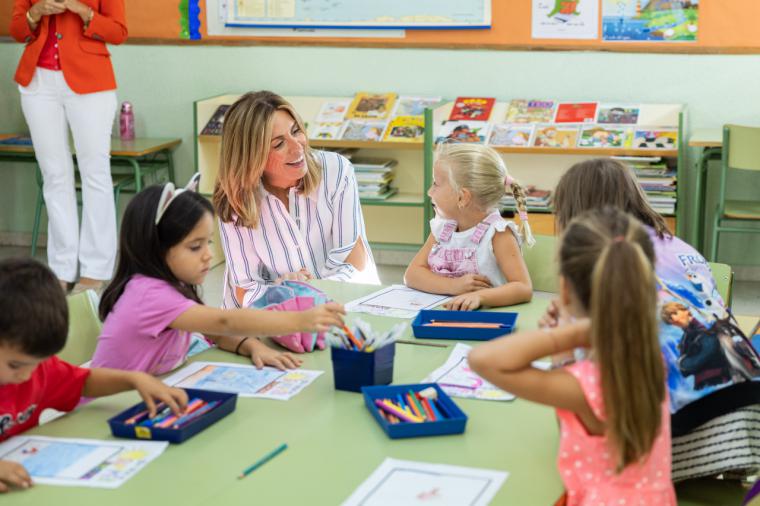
[11,0,127,94]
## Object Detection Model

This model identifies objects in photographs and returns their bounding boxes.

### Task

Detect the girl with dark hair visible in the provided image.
[91,178,345,376]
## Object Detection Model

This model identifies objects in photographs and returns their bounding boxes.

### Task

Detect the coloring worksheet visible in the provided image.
[423,343,551,401]
[163,362,323,401]
[345,285,450,319]
[0,436,167,488]
[342,458,508,506]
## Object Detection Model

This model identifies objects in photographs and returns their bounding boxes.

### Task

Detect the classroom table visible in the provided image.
[0,281,746,505]
[688,129,722,254]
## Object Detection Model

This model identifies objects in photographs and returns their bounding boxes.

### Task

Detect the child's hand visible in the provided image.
[0,460,32,492]
[538,299,560,329]
[276,268,313,283]
[444,292,483,311]
[452,274,492,295]
[244,337,303,370]
[131,373,189,417]
[298,302,346,332]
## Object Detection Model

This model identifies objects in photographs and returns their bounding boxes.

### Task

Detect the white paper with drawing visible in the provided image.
[341,458,508,506]
[345,285,449,319]
[0,436,166,488]
[163,361,322,400]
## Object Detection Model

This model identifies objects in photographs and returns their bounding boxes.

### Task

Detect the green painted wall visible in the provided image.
[1,43,759,264]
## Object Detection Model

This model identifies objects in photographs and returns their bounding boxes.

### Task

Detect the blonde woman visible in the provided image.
[213,91,378,309]
[404,144,533,311]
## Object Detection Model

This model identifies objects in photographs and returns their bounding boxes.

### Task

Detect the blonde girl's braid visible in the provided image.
[505,175,536,247]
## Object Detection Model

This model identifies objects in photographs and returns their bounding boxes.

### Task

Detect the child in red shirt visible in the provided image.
[0,258,188,493]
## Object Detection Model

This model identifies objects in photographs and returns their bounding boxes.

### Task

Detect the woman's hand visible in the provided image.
[297,302,345,332]
[276,268,313,283]
[243,338,303,370]
[62,0,92,22]
[0,461,32,493]
[444,292,483,311]
[451,274,492,295]
[28,0,66,23]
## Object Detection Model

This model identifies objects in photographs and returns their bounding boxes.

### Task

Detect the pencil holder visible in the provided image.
[331,342,395,393]
[412,309,518,341]
[108,388,237,444]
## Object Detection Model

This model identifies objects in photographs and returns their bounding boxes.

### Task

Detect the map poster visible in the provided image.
[532,0,599,40]
[602,0,699,42]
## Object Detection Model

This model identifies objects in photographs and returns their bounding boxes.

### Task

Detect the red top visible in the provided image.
[0,356,90,442]
[36,15,60,71]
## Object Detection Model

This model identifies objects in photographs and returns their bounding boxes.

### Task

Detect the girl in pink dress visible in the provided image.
[470,207,676,506]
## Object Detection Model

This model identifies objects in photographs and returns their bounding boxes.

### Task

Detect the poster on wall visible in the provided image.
[602,0,699,42]
[531,0,599,40]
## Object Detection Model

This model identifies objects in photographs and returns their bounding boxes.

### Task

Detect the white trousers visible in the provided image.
[19,68,117,282]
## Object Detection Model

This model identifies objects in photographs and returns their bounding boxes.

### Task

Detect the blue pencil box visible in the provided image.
[411,309,518,341]
[331,342,395,392]
[108,388,237,444]
[361,383,467,439]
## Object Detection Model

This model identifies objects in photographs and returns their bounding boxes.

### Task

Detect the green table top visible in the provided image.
[1,281,745,505]
[0,136,180,157]
[688,129,723,148]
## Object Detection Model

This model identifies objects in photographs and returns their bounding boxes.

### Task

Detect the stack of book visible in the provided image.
[352,158,398,201]
[619,157,677,215]
[500,186,551,213]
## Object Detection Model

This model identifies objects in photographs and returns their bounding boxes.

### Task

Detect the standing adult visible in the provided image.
[213,91,379,309]
[10,0,127,292]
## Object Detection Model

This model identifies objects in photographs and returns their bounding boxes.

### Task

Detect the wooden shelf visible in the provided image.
[490,146,678,157]
[198,135,424,151]
[360,192,425,207]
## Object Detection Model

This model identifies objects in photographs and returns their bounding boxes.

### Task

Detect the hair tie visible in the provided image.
[612,235,625,243]
[155,172,202,225]
[518,210,529,222]
[504,175,514,187]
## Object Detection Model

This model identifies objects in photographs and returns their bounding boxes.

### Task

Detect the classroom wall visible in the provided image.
[1,43,759,265]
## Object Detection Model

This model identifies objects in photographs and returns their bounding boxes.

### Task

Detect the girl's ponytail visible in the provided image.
[506,176,536,247]
[560,207,663,472]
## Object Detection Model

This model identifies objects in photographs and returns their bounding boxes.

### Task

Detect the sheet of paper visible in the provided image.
[532,0,599,40]
[423,343,551,401]
[342,458,508,506]
[0,436,167,488]
[163,362,323,401]
[345,285,450,319]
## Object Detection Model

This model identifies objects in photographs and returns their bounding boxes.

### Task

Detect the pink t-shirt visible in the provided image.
[556,360,676,506]
[92,275,198,375]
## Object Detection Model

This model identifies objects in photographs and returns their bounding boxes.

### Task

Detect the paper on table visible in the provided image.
[163,361,323,401]
[342,458,508,506]
[345,285,450,319]
[0,436,167,488]
[423,343,551,402]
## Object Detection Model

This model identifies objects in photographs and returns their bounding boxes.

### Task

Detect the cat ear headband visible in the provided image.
[155,173,201,225]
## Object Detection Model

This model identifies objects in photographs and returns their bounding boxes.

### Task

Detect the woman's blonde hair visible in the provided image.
[213,91,321,227]
[560,207,664,472]
[552,158,671,238]
[436,143,534,246]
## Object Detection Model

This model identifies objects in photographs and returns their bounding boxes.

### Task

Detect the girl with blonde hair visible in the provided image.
[404,143,533,310]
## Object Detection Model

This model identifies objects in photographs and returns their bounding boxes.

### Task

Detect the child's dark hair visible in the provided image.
[99,185,214,320]
[0,258,68,357]
[552,158,671,238]
[560,207,663,472]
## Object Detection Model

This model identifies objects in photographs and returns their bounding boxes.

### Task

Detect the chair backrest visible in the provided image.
[726,124,760,172]
[708,261,734,307]
[59,290,102,365]
[523,234,559,293]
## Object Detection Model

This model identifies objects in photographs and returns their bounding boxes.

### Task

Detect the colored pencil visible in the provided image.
[424,321,506,329]
[395,339,449,348]
[238,443,288,480]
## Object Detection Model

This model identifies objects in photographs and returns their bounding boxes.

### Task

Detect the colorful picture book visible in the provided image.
[578,125,631,148]
[436,120,489,144]
[602,0,699,42]
[309,122,343,140]
[532,125,580,148]
[448,97,496,121]
[315,99,350,123]
[553,102,598,123]
[346,92,397,120]
[597,104,641,124]
[505,99,556,123]
[633,129,678,149]
[340,120,388,142]
[383,116,425,142]
[392,96,442,117]
[200,105,229,135]
[487,124,534,147]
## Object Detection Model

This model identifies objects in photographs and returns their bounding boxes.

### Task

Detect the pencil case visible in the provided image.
[361,383,467,439]
[108,388,237,444]
[331,342,395,393]
[411,309,518,341]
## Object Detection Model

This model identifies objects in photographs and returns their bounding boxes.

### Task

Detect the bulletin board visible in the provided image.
[2,1,760,54]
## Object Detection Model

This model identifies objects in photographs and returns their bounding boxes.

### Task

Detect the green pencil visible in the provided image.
[237,443,288,480]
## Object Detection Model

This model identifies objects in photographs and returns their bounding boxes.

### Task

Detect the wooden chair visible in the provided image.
[523,234,559,293]
[708,261,734,308]
[58,289,102,365]
[708,125,760,262]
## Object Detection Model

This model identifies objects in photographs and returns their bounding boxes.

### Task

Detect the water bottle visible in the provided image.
[119,102,135,141]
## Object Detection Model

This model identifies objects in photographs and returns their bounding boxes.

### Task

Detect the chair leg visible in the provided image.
[31,177,45,258]
[709,220,720,262]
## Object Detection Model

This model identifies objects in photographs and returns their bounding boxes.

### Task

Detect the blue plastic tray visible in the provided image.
[331,343,395,392]
[361,383,467,439]
[108,388,237,444]
[411,309,518,341]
